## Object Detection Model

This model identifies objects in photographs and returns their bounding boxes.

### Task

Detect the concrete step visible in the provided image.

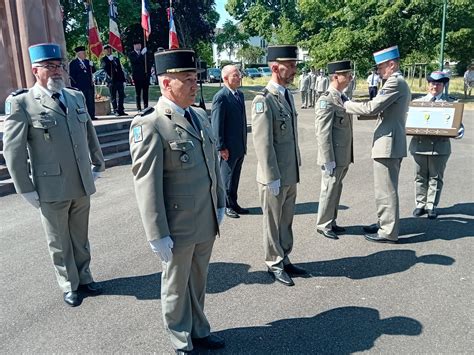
[98,129,129,144]
[104,150,131,168]
[0,178,15,196]
[94,120,131,135]
[101,139,129,156]
[0,164,10,180]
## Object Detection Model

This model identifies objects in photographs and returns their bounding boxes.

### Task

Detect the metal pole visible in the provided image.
[439,0,447,70]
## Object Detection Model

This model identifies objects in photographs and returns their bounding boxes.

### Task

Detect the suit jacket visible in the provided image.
[315,86,354,166]
[251,83,301,185]
[409,94,455,156]
[69,58,95,92]
[3,86,105,202]
[316,76,329,92]
[299,74,310,91]
[211,86,247,158]
[100,55,125,83]
[345,72,411,159]
[129,97,225,247]
[128,50,150,82]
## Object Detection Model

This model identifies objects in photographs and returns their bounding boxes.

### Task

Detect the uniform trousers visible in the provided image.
[413,154,449,210]
[133,78,149,111]
[259,183,297,271]
[300,91,308,107]
[108,81,125,113]
[82,87,96,119]
[39,195,93,292]
[161,238,215,351]
[317,166,349,231]
[373,158,402,240]
[369,86,378,100]
[309,89,315,107]
[220,155,244,209]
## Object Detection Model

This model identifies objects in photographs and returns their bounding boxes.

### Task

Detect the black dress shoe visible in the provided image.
[427,208,438,219]
[225,208,240,218]
[117,111,129,116]
[364,233,398,244]
[233,206,250,215]
[267,269,294,286]
[331,225,346,234]
[192,334,225,349]
[78,282,103,296]
[284,264,308,276]
[363,223,379,233]
[114,111,120,117]
[317,229,339,240]
[63,291,82,307]
[413,207,427,217]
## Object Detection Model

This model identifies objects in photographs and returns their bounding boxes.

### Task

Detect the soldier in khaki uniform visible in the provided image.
[129,49,226,354]
[344,46,411,243]
[410,71,464,219]
[252,45,306,287]
[315,60,354,240]
[3,43,105,307]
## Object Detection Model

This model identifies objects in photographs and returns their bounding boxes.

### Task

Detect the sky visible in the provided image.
[215,0,234,26]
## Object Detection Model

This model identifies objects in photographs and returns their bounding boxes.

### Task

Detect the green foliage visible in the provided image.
[215,20,249,60]
[236,45,265,64]
[195,41,215,67]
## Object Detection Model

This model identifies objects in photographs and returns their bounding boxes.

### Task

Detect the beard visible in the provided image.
[47,77,65,93]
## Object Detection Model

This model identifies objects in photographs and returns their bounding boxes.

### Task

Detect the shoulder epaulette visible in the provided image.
[66,86,81,91]
[11,88,28,96]
[140,107,154,116]
[257,88,269,97]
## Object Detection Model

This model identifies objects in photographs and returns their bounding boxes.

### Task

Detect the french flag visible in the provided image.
[169,7,179,49]
[109,0,123,52]
[141,0,151,40]
[86,2,103,58]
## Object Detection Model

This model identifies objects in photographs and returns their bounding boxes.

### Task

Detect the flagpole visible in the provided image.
[143,28,148,75]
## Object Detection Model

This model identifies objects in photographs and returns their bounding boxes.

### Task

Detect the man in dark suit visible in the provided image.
[128,40,150,111]
[100,44,127,116]
[69,46,96,119]
[211,65,248,218]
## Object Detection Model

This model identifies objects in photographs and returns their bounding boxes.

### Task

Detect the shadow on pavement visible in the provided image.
[98,250,454,298]
[296,250,454,279]
[214,306,422,354]
[246,202,348,216]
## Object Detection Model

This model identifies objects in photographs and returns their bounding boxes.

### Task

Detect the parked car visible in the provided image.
[258,67,272,76]
[207,68,222,83]
[243,68,262,79]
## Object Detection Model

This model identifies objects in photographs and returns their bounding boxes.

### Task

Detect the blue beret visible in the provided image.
[373,46,400,65]
[427,71,449,83]
[28,43,62,64]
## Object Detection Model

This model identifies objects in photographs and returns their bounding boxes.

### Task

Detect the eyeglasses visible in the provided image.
[36,64,66,71]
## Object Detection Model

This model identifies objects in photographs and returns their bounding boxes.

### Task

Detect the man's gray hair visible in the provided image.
[221,64,237,79]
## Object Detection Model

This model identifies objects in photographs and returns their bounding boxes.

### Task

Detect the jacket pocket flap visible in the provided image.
[34,163,60,176]
[165,196,195,211]
[169,140,195,151]
[77,112,89,122]
[32,119,57,129]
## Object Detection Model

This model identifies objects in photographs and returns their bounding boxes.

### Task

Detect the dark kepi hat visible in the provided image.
[74,46,86,53]
[154,49,204,75]
[427,71,449,83]
[327,60,352,74]
[267,45,299,62]
[28,43,63,63]
[132,38,143,45]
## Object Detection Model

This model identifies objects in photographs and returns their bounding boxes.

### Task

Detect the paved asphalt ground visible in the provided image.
[1,94,473,354]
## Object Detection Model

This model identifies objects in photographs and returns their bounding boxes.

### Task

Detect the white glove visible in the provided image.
[89,61,94,67]
[267,179,281,196]
[454,123,464,140]
[149,236,174,263]
[21,191,40,209]
[217,207,225,225]
[323,161,336,176]
[141,47,147,55]
[91,166,101,181]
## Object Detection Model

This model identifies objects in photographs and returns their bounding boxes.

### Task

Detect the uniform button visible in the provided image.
[43,172,47,175]
[74,144,78,148]
[173,204,178,209]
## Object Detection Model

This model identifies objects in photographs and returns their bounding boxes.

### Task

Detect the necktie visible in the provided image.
[341,94,349,103]
[52,93,67,114]
[430,96,437,102]
[371,74,375,86]
[184,110,196,130]
[284,89,293,111]
[234,91,241,105]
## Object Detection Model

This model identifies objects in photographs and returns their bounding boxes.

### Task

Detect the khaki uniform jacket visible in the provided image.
[315,86,354,166]
[252,84,301,185]
[409,94,454,156]
[3,86,104,202]
[316,76,329,93]
[344,72,411,159]
[299,74,310,92]
[129,98,225,247]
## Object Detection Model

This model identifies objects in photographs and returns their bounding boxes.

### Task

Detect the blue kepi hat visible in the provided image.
[427,71,449,83]
[28,43,63,64]
[373,45,400,65]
